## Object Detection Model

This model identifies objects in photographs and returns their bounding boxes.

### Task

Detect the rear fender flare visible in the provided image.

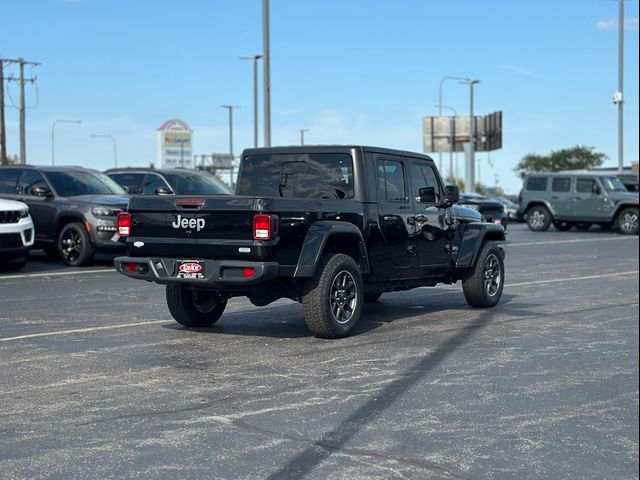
[293,221,370,277]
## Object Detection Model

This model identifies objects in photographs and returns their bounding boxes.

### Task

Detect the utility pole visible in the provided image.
[240,55,262,148]
[262,0,271,147]
[2,57,40,165]
[0,60,6,165]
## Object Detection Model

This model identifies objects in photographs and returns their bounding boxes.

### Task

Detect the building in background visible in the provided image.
[157,119,193,169]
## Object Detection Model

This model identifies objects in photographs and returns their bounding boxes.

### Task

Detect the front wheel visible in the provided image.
[526,206,552,232]
[617,207,639,235]
[166,285,227,327]
[58,222,95,266]
[303,254,364,338]
[462,242,505,308]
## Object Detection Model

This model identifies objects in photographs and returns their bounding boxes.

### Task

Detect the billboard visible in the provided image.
[423,111,502,153]
[157,119,193,168]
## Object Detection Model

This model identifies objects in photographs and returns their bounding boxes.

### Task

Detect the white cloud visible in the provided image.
[500,64,533,77]
[597,17,639,31]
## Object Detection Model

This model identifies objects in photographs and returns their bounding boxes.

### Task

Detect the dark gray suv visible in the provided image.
[519,172,639,234]
[0,165,129,265]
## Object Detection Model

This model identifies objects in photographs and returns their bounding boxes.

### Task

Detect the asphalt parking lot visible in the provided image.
[0,224,638,480]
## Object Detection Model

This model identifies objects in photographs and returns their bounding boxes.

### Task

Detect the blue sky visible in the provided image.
[1,0,638,194]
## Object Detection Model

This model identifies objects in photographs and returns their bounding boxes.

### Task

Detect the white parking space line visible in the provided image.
[0,320,168,343]
[508,270,639,288]
[504,236,638,247]
[0,268,115,281]
[1,271,638,344]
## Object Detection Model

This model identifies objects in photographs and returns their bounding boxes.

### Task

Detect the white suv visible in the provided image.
[0,198,34,271]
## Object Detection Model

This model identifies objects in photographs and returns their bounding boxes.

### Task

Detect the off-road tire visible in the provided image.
[526,206,552,232]
[303,254,364,339]
[166,285,227,327]
[58,222,95,266]
[616,207,639,235]
[462,242,504,308]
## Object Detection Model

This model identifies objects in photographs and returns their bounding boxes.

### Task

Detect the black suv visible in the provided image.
[105,168,233,196]
[114,145,506,339]
[0,165,129,266]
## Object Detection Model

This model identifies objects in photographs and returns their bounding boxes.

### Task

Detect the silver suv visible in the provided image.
[519,172,639,234]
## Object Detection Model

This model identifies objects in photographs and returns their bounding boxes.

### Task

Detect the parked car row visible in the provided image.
[0,165,232,270]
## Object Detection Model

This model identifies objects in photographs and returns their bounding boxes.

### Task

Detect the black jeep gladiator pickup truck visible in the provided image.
[115,145,506,338]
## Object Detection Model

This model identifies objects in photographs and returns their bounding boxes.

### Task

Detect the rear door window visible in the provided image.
[377,159,407,202]
[552,177,571,192]
[526,177,548,191]
[0,169,21,194]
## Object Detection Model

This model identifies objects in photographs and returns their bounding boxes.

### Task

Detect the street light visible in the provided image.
[221,105,240,158]
[458,79,480,191]
[239,55,262,148]
[298,128,309,145]
[51,119,81,166]
[434,104,457,181]
[91,134,118,168]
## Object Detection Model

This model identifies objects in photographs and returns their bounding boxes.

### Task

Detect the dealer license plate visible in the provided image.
[175,260,206,279]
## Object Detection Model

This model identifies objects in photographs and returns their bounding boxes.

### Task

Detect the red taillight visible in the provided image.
[253,214,273,240]
[243,267,256,278]
[117,212,132,237]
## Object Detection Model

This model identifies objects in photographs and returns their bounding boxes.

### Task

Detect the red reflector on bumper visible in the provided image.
[243,268,256,277]
[125,263,137,273]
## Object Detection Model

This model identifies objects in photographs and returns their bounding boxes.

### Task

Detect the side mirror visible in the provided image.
[121,186,131,194]
[444,185,460,205]
[155,186,174,196]
[31,185,52,197]
[592,183,602,195]
[417,186,436,203]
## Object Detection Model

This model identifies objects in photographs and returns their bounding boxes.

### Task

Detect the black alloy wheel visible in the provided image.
[58,222,95,267]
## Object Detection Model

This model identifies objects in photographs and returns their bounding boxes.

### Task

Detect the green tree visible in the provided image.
[515,145,607,178]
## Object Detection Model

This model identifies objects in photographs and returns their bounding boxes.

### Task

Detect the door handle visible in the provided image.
[551,196,560,200]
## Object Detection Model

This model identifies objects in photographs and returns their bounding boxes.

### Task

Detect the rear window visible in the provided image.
[526,177,548,191]
[552,178,571,192]
[0,169,21,194]
[237,153,353,199]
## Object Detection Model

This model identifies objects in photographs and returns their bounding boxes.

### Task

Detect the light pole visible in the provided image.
[221,105,240,159]
[298,128,309,145]
[51,119,81,166]
[262,0,271,146]
[434,104,457,182]
[616,0,624,174]
[438,76,471,172]
[91,134,118,168]
[240,55,262,148]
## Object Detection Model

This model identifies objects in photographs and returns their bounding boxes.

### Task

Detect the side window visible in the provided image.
[142,174,170,195]
[410,163,441,203]
[526,177,548,191]
[109,173,144,194]
[377,159,407,202]
[0,168,21,194]
[576,178,596,194]
[552,177,571,192]
[21,170,49,195]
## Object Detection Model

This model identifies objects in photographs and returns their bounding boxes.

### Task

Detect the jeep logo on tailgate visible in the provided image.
[172,215,205,231]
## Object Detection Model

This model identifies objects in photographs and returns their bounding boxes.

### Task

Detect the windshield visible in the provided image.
[237,153,354,199]
[600,176,627,193]
[47,171,126,197]
[163,172,233,195]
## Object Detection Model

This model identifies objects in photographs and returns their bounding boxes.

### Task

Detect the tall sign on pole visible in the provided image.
[157,119,193,169]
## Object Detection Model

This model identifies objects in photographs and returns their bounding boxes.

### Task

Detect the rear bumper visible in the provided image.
[114,256,284,285]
